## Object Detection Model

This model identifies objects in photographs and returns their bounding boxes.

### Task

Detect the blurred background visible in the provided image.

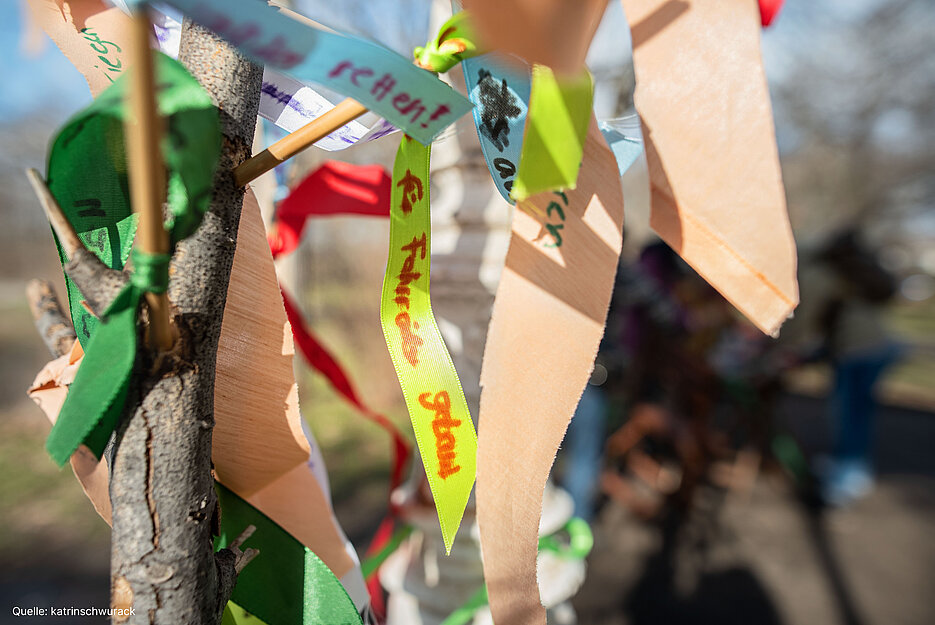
[1,1,933,624]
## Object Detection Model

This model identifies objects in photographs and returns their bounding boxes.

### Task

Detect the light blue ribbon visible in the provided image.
[151,0,473,144]
[461,53,530,204]
[462,54,644,202]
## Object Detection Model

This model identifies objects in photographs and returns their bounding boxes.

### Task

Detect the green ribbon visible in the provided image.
[511,65,594,202]
[439,585,489,625]
[47,51,219,345]
[46,250,170,466]
[537,517,594,560]
[414,11,480,73]
[215,483,363,625]
[44,52,220,466]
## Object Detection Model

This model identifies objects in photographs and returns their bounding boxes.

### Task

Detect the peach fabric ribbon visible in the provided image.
[621,0,798,335]
[476,118,624,625]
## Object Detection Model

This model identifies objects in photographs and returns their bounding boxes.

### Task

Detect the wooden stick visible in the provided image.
[26,168,84,258]
[126,6,173,352]
[232,33,475,188]
[233,98,368,187]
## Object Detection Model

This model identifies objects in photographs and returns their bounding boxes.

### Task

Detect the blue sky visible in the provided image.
[0,0,889,124]
[0,2,91,121]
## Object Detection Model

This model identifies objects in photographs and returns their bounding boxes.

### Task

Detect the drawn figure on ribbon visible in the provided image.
[396,169,424,215]
[419,391,462,479]
[477,69,521,151]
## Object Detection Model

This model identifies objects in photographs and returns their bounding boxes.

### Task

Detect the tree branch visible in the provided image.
[26,279,76,358]
[65,248,131,318]
[108,20,262,625]
[26,167,129,317]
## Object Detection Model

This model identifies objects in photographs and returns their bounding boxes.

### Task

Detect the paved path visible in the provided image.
[574,394,935,625]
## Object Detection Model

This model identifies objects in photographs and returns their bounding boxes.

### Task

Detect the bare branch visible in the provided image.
[26,279,76,358]
[109,18,263,625]
[64,248,130,318]
[26,167,129,317]
[26,168,84,258]
[228,524,256,551]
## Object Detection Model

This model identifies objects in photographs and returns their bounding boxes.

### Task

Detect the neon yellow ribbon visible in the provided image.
[511,65,594,202]
[380,136,477,554]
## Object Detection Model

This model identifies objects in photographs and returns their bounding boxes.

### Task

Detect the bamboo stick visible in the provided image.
[233,98,368,187]
[126,5,173,351]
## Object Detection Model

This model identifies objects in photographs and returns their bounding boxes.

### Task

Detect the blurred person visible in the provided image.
[575,241,729,518]
[784,229,901,506]
[559,241,685,521]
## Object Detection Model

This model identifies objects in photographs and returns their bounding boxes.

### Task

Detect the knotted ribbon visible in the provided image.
[45,52,220,466]
[380,11,480,554]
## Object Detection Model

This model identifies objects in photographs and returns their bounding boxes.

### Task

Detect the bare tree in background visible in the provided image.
[773,0,935,238]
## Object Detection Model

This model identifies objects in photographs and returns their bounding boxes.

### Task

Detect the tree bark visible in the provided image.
[109,21,262,625]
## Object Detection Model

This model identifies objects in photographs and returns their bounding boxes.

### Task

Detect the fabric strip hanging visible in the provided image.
[620,0,798,335]
[380,136,477,555]
[149,0,473,143]
[476,118,624,625]
[375,11,481,555]
[281,288,412,495]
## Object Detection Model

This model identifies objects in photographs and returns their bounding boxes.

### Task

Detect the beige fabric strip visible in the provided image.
[462,0,606,75]
[212,189,311,496]
[476,118,624,625]
[621,0,798,335]
[25,0,134,97]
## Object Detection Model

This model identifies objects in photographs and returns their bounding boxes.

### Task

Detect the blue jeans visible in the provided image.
[830,346,899,466]
[563,384,608,522]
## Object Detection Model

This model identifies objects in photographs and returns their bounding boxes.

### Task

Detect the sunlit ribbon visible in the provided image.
[463,55,608,204]
[379,12,480,554]
[142,0,473,144]
[45,52,219,465]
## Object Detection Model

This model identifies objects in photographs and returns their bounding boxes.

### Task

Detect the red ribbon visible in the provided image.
[281,288,412,493]
[758,0,784,27]
[269,160,391,259]
[274,161,407,614]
